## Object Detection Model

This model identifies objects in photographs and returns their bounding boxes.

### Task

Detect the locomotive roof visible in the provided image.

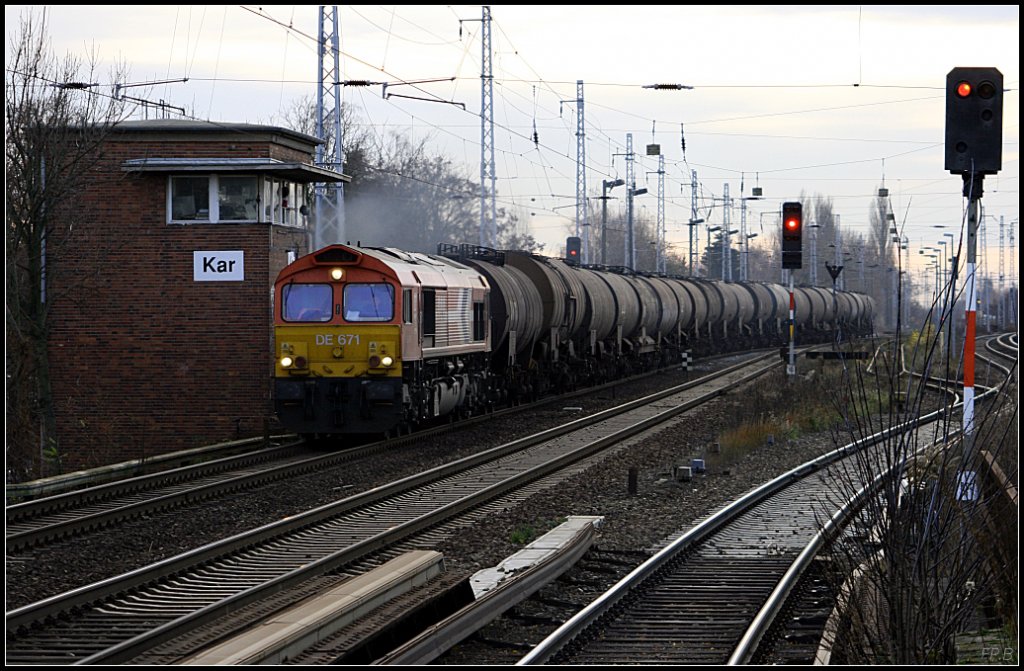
[359,247,489,291]
[278,244,489,292]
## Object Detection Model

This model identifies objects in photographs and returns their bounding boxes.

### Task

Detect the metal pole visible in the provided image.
[963,175,982,455]
[811,224,819,284]
[625,133,634,270]
[810,224,817,285]
[722,183,731,281]
[832,277,839,349]
[981,207,989,332]
[943,231,955,346]
[657,154,665,274]
[601,182,609,266]
[835,213,843,291]
[478,5,497,248]
[573,80,588,263]
[690,170,699,276]
[787,270,796,376]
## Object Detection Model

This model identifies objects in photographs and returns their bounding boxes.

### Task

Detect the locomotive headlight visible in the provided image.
[330,267,344,281]
[381,355,394,367]
[368,355,382,368]
[280,356,294,368]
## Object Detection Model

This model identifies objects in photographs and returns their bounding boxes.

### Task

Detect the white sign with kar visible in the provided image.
[194,251,244,282]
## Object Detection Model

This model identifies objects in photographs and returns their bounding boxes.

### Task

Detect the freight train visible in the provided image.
[273,243,874,437]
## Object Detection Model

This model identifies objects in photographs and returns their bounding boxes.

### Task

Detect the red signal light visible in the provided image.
[565,236,582,265]
[945,67,1003,174]
[781,201,802,270]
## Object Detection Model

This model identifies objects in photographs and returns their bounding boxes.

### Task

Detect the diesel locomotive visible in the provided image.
[273,243,874,437]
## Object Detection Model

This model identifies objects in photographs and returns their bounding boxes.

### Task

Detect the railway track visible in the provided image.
[984,331,1019,364]
[519,438,927,664]
[518,337,1016,665]
[4,349,755,554]
[2,352,729,553]
[5,440,312,551]
[5,349,784,665]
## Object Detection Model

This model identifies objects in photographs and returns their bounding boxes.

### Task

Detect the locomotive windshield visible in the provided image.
[282,283,333,322]
[344,283,394,322]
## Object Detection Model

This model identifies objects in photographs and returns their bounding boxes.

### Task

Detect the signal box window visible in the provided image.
[169,175,259,223]
[282,283,333,322]
[264,178,303,228]
[171,176,210,221]
[218,176,259,221]
[344,283,394,322]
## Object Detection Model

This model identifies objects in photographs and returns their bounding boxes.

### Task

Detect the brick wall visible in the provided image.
[47,127,312,470]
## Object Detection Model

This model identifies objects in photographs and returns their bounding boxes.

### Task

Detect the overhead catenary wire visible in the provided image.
[24,5,1014,261]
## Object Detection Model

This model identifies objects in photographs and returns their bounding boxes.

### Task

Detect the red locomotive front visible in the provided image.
[273,245,491,437]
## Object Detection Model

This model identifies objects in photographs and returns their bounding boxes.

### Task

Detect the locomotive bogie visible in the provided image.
[275,376,405,435]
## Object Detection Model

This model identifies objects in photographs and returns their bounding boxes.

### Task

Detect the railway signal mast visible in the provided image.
[781,201,803,376]
[944,66,1003,455]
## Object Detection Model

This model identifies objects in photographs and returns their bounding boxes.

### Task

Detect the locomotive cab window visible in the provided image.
[282,283,333,322]
[344,283,394,322]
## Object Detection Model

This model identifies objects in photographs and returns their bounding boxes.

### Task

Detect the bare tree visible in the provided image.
[281,96,538,254]
[5,9,130,480]
[867,190,899,330]
[816,297,1017,663]
[498,208,543,254]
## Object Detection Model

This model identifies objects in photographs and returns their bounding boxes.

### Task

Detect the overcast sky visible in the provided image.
[6,5,1019,279]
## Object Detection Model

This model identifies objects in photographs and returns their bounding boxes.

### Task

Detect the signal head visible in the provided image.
[781,201,803,269]
[945,66,1003,175]
[566,236,582,265]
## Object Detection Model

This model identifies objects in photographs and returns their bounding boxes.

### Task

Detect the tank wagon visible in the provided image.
[273,243,874,437]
